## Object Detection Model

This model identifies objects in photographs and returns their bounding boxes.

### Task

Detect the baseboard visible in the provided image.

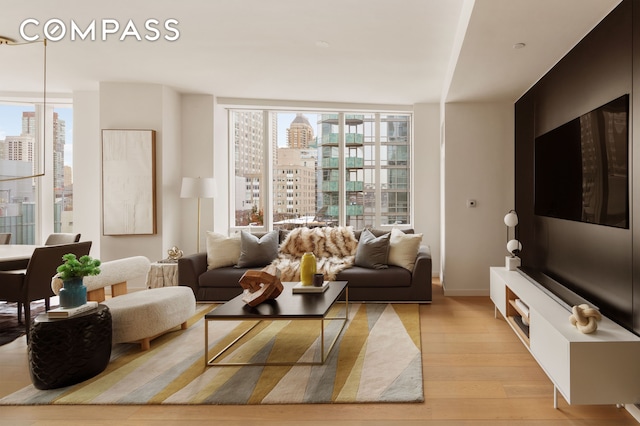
[442,287,489,297]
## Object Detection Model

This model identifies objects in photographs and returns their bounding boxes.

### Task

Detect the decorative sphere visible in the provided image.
[504,211,519,227]
[507,239,522,254]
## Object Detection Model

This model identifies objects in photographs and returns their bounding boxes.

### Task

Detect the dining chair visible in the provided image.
[0,233,11,244]
[0,241,92,337]
[44,233,81,245]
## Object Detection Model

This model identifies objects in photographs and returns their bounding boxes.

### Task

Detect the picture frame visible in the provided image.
[102,129,157,235]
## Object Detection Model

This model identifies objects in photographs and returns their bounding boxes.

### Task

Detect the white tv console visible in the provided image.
[490,267,640,408]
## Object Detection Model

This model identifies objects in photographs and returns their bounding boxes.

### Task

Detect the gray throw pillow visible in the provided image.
[355,229,390,269]
[236,230,279,268]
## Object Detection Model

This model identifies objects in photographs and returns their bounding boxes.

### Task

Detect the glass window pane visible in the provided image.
[0,104,39,244]
[54,107,73,233]
[232,110,266,227]
[273,112,323,230]
[380,114,411,225]
[344,114,369,229]
[318,113,340,226]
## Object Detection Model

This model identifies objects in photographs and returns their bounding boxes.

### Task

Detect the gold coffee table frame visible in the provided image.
[205,282,348,367]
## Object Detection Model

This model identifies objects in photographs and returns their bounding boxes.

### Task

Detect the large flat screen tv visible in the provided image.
[534,94,629,228]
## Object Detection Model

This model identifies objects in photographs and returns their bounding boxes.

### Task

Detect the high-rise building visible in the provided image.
[53,113,66,197]
[21,111,37,136]
[233,111,279,225]
[287,113,314,149]
[274,148,316,222]
[19,111,66,197]
[318,114,410,228]
[5,136,34,162]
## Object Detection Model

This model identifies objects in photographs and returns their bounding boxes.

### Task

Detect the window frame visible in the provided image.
[227,106,414,233]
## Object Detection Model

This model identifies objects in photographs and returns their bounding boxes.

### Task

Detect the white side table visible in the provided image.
[146,261,179,288]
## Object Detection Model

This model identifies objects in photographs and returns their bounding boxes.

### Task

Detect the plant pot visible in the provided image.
[59,277,87,308]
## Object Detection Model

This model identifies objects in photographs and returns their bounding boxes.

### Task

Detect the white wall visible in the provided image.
[413,103,441,276]
[72,86,216,289]
[72,91,101,259]
[160,86,183,254]
[442,102,514,295]
[213,101,229,234]
[180,94,215,254]
[97,82,182,287]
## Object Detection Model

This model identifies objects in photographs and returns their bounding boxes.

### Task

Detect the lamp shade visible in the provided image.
[180,177,217,199]
[504,210,518,227]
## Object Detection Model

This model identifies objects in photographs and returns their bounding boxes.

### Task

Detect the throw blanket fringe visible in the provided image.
[272,227,358,281]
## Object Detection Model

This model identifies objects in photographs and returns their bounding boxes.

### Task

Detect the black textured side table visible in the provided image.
[28,304,112,390]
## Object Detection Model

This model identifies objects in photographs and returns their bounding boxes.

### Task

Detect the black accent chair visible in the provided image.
[0,241,92,337]
[44,233,81,245]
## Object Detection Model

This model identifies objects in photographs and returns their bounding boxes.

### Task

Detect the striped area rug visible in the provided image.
[1,303,423,405]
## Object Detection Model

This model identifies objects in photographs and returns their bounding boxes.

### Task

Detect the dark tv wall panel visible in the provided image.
[515,0,634,331]
[633,0,640,334]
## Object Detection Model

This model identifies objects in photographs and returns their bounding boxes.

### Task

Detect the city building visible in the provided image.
[286,113,314,149]
[273,147,316,225]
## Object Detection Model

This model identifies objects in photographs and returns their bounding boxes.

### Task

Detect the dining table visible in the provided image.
[0,244,39,270]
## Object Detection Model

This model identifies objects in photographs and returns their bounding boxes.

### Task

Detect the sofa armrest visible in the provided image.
[178,252,208,295]
[411,245,432,301]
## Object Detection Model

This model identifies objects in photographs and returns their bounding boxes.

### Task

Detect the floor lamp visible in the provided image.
[180,177,217,253]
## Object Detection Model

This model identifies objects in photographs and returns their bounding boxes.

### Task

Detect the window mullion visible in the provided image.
[263,110,272,231]
[338,112,345,227]
[374,113,381,228]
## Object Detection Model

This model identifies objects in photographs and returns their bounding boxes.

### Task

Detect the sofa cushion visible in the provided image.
[336,265,411,288]
[236,230,279,268]
[205,232,241,270]
[388,228,423,271]
[354,229,390,269]
[199,266,255,288]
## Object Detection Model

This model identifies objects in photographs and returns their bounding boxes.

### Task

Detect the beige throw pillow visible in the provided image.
[206,232,241,270]
[388,228,423,270]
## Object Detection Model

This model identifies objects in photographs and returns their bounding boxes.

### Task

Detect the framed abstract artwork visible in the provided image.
[102,129,157,235]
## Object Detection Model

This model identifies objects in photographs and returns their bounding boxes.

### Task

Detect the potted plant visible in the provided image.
[52,254,101,308]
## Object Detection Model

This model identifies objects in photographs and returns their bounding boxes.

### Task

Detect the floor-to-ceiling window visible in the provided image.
[230,109,412,231]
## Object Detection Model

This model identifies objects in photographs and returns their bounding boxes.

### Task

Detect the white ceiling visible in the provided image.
[0,0,622,106]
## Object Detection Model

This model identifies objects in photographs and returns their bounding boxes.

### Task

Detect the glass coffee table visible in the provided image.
[204,281,348,366]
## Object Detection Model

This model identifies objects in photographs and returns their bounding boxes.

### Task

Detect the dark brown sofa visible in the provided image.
[178,229,432,303]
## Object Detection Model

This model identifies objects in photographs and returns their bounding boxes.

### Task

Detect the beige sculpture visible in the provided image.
[569,304,602,334]
[167,246,183,260]
[239,265,283,307]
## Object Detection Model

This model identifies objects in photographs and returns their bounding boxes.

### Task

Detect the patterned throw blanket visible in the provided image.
[271,227,358,281]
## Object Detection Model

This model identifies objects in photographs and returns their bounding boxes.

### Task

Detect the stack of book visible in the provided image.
[47,301,99,318]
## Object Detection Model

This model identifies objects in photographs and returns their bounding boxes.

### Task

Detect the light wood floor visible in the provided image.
[0,281,638,425]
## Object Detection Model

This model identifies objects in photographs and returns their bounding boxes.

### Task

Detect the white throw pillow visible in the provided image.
[206,232,241,270]
[388,228,423,270]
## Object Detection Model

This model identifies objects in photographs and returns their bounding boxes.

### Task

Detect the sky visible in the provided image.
[0,103,73,166]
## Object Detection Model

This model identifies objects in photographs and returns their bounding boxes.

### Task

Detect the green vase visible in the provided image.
[300,252,317,286]
[59,277,87,308]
